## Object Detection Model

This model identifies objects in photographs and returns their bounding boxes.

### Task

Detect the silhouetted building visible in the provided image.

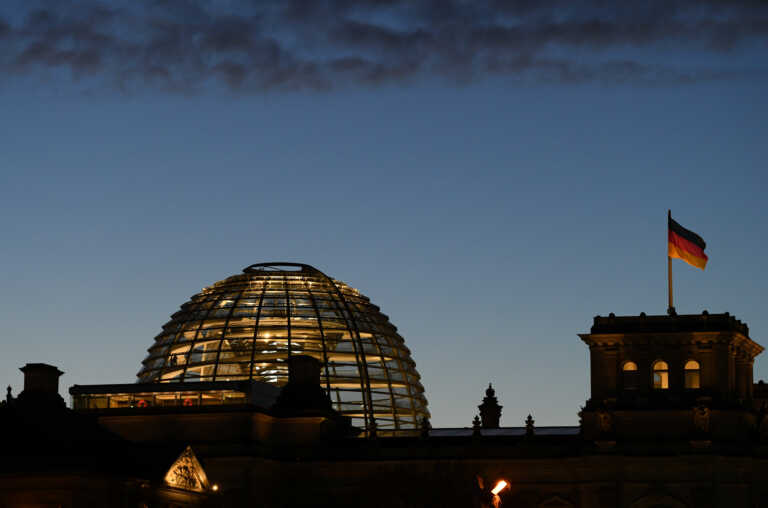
[3,262,768,507]
[0,364,213,507]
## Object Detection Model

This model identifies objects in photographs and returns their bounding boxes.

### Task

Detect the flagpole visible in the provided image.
[667,209,675,316]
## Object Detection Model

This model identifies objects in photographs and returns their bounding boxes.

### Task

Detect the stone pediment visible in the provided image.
[540,495,574,507]
[164,446,210,493]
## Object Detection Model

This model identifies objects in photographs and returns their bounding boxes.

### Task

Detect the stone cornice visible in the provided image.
[579,331,763,358]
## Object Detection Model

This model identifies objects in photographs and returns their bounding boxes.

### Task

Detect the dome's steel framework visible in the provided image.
[138,263,429,433]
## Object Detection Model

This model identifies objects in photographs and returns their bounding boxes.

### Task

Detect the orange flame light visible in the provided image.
[491,480,508,496]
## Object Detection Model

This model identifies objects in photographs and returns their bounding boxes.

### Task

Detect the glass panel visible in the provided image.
[138,268,430,434]
[685,360,701,389]
[623,361,639,390]
[685,371,700,389]
[653,361,669,389]
[685,360,700,370]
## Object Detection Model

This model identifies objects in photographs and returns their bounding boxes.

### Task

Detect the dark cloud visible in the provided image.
[332,21,433,53]
[0,0,766,92]
[14,41,102,74]
[213,61,248,88]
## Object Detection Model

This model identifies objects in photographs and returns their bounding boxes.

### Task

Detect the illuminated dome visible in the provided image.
[137,263,429,433]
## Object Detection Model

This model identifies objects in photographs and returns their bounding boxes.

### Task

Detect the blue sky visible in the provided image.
[1,1,767,426]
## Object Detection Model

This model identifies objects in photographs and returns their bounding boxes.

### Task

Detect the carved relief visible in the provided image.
[692,404,711,434]
[164,446,210,493]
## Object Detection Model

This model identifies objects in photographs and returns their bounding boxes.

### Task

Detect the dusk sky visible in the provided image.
[1,0,767,427]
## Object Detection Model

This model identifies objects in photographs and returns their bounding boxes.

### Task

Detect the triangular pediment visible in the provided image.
[540,496,574,507]
[164,446,210,493]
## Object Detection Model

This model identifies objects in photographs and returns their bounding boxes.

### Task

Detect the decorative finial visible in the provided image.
[5,385,11,403]
[525,414,535,437]
[420,416,431,438]
[472,415,482,436]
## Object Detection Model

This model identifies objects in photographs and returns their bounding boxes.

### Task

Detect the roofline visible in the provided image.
[242,262,322,274]
[579,331,764,357]
[69,380,280,396]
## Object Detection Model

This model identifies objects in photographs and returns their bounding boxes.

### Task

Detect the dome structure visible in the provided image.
[137,263,429,433]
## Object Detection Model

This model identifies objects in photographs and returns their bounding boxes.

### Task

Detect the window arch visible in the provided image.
[684,360,701,389]
[652,360,669,389]
[622,361,639,390]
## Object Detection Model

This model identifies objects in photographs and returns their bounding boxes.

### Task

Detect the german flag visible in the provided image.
[668,214,708,270]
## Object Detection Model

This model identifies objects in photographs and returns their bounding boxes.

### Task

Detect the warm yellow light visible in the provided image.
[491,480,508,495]
[212,484,219,492]
[623,361,638,372]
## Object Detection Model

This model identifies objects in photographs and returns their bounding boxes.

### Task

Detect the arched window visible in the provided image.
[684,360,701,389]
[622,361,639,390]
[653,360,669,389]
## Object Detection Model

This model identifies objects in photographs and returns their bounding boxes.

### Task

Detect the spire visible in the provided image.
[478,383,502,429]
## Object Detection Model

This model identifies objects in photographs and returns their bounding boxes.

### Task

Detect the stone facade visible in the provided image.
[3,312,768,508]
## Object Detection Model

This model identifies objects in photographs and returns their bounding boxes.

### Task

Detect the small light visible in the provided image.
[212,484,219,492]
[491,480,508,495]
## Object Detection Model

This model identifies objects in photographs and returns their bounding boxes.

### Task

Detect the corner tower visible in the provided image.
[579,312,763,441]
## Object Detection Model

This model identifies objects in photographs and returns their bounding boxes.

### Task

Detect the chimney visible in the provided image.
[288,355,321,386]
[17,363,65,409]
[271,355,332,415]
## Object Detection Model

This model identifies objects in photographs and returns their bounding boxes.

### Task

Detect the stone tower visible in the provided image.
[579,311,763,441]
[478,383,502,429]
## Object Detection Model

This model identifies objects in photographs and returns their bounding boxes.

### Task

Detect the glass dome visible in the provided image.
[137,262,429,433]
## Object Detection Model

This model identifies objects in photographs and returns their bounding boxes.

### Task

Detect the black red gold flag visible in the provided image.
[668,215,708,270]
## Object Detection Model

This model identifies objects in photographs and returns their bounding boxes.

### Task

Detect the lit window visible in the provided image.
[653,361,669,389]
[622,361,639,390]
[684,360,701,389]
